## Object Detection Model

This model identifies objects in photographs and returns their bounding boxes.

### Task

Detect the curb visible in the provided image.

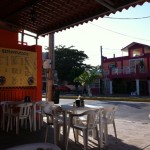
[59,95,150,102]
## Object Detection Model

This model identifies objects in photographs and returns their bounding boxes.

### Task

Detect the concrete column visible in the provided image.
[136,79,140,96]
[148,80,150,96]
[109,80,113,95]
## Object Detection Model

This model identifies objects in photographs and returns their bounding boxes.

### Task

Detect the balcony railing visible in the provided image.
[103,66,146,76]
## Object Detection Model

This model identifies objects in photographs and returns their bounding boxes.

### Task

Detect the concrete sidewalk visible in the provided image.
[66,119,150,150]
[0,119,150,150]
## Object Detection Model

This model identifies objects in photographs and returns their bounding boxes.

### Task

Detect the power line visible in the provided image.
[102,47,128,55]
[103,48,120,51]
[103,51,122,55]
[104,15,150,19]
[90,23,150,42]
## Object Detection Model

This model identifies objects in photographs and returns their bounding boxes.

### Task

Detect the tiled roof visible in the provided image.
[0,0,148,36]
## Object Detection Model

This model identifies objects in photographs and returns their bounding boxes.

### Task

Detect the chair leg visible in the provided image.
[95,127,101,150]
[7,115,10,132]
[16,117,19,134]
[21,119,24,128]
[83,130,88,150]
[2,115,5,130]
[39,114,41,130]
[54,123,59,145]
[29,116,32,132]
[113,121,117,142]
[66,125,70,150]
[45,126,49,142]
[103,124,108,146]
[73,128,77,143]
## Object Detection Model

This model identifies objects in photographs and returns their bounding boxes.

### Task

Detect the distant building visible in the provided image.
[102,42,150,96]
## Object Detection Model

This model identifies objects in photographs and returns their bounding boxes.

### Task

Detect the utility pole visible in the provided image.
[100,45,106,95]
[100,46,103,75]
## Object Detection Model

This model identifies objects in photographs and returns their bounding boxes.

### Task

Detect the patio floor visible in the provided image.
[0,119,150,150]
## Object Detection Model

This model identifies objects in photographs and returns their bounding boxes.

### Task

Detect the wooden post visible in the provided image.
[46,33,54,101]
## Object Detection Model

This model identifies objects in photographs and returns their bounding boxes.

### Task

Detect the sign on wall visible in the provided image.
[0,48,37,87]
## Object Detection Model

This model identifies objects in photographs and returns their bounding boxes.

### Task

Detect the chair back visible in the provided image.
[44,105,63,118]
[43,102,55,115]
[44,105,64,127]
[36,101,54,107]
[86,109,100,129]
[13,103,32,118]
[1,101,23,114]
[103,106,118,123]
[1,101,12,114]
[52,105,63,116]
[70,109,100,129]
[37,101,54,113]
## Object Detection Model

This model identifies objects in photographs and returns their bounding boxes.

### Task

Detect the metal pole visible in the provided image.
[100,46,103,74]
[100,46,104,95]
[21,30,24,45]
[100,46,106,95]
[35,36,38,45]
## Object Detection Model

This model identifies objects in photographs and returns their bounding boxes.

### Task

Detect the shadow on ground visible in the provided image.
[0,125,144,150]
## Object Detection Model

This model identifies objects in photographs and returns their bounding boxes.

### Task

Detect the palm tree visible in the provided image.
[74,70,100,96]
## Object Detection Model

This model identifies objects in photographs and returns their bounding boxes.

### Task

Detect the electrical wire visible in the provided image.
[90,23,150,42]
[103,48,120,50]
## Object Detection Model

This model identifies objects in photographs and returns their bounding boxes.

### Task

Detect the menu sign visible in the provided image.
[0,48,37,87]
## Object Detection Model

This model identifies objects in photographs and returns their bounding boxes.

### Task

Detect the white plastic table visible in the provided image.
[6,142,61,150]
[61,104,104,149]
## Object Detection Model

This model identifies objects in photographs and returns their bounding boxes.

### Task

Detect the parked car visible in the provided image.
[56,85,71,92]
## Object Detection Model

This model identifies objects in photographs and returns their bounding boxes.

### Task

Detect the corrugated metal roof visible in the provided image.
[0,0,149,36]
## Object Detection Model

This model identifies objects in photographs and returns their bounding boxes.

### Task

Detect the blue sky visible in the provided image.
[25,2,150,66]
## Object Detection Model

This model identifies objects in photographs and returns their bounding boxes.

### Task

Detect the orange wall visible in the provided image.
[0,29,42,102]
[0,29,18,46]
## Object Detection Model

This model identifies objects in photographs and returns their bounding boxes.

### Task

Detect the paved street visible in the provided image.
[59,98,150,123]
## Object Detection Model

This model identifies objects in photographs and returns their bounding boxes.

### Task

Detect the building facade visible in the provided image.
[102,42,150,96]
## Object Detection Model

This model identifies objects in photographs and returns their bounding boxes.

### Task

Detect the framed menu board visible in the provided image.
[0,47,37,87]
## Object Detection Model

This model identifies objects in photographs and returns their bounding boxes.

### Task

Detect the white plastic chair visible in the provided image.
[66,109,101,150]
[7,102,33,134]
[102,105,118,145]
[1,101,11,130]
[44,105,67,145]
[36,101,54,130]
[1,101,23,131]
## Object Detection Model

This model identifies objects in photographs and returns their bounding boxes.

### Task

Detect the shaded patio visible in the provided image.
[1,119,150,150]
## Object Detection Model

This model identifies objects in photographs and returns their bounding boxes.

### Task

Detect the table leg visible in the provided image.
[99,110,103,148]
[33,103,36,131]
[63,111,67,150]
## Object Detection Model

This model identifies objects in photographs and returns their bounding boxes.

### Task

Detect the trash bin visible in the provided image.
[52,85,60,104]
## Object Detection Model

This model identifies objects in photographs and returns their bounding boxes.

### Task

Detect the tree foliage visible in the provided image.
[74,69,100,96]
[74,70,99,86]
[55,45,92,84]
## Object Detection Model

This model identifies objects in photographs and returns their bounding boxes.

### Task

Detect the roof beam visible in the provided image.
[3,0,42,20]
[104,0,115,6]
[95,0,115,11]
